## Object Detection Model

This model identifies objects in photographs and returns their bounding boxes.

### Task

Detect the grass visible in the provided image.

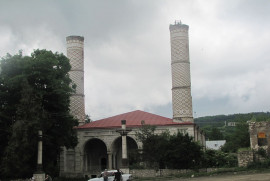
[238,147,251,152]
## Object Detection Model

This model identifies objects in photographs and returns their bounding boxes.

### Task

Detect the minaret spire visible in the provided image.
[169,21,193,122]
[66,36,85,125]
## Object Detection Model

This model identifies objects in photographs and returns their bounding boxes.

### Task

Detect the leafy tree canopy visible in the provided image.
[0,50,78,179]
[165,132,202,169]
[202,149,237,168]
[222,121,250,152]
[136,125,202,169]
[203,127,224,140]
[85,114,93,123]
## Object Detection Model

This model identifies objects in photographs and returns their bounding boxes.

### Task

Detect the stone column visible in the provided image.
[66,36,85,125]
[33,130,45,181]
[121,120,128,164]
[169,20,193,123]
[37,130,43,171]
[116,120,131,169]
[108,152,112,170]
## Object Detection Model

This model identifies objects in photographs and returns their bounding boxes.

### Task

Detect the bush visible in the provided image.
[257,148,267,158]
[247,159,270,169]
[202,150,237,168]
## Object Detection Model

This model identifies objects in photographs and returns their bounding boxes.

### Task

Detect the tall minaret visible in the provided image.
[66,36,85,125]
[169,21,193,122]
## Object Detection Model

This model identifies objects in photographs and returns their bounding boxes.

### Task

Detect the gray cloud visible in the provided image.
[1,0,269,120]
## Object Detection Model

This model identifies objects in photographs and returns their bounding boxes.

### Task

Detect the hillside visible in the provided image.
[194,112,270,143]
[194,112,270,128]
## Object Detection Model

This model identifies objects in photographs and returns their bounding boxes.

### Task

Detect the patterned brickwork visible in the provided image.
[172,62,191,87]
[170,23,193,122]
[70,95,85,123]
[67,49,84,70]
[69,71,84,95]
[172,89,193,118]
[169,23,189,32]
[171,39,189,62]
[66,36,85,125]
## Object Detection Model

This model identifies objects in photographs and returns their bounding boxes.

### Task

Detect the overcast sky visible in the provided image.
[1,0,270,120]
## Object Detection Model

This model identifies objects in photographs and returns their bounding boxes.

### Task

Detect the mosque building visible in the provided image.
[60,21,205,177]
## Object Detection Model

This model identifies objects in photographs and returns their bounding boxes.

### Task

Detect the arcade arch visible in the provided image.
[83,138,107,173]
[111,136,138,169]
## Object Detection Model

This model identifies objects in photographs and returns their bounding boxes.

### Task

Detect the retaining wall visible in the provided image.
[130,168,218,178]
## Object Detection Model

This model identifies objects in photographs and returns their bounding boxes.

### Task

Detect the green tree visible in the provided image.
[222,121,250,152]
[135,124,156,143]
[1,79,42,178]
[0,50,78,178]
[208,127,224,140]
[85,114,93,123]
[165,133,202,169]
[202,149,237,168]
[142,132,170,168]
[136,125,202,169]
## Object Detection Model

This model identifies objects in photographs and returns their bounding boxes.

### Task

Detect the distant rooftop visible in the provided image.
[206,140,226,150]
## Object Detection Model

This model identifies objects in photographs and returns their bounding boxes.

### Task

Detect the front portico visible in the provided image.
[60,110,204,178]
[82,135,138,175]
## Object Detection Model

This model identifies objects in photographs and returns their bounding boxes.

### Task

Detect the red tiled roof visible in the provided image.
[77,110,194,129]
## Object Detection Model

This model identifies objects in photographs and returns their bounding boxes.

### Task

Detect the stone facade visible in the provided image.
[66,36,85,125]
[237,121,270,167]
[130,168,218,178]
[169,21,193,122]
[60,124,202,178]
[238,150,267,167]
[238,150,254,167]
[249,121,270,153]
[130,169,190,178]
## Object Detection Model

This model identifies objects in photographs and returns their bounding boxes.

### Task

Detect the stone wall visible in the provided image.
[237,150,268,167]
[130,168,218,178]
[60,124,199,177]
[249,121,270,152]
[237,121,270,167]
[238,150,254,167]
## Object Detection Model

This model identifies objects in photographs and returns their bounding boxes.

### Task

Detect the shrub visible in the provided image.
[257,148,267,158]
[202,150,237,168]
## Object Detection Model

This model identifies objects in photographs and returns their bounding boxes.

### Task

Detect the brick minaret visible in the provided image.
[66,36,85,125]
[169,21,193,122]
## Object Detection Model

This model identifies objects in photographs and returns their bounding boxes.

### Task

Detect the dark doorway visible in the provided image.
[101,157,107,170]
[84,138,107,173]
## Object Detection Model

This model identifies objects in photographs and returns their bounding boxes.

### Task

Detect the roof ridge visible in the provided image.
[76,110,187,129]
[98,110,142,121]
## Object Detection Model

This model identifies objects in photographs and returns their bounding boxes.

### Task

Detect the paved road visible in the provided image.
[168,172,270,181]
